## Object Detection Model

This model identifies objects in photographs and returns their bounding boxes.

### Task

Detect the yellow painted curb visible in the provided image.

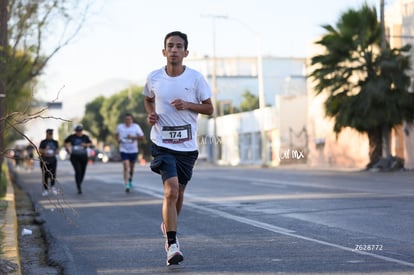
[2,165,22,275]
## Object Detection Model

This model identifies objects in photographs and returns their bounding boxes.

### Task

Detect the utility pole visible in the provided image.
[227,17,267,165]
[0,0,9,176]
[380,0,392,161]
[202,14,228,164]
[380,0,386,50]
[202,14,268,165]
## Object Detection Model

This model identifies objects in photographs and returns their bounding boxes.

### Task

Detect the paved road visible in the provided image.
[15,160,414,274]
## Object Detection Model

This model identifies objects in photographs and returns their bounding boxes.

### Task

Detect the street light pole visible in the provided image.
[228,17,267,164]
[380,0,392,161]
[380,0,386,51]
[257,36,265,110]
[202,15,267,165]
[202,14,228,164]
[228,17,265,109]
[256,34,267,165]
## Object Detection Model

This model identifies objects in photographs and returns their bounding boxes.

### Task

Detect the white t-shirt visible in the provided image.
[143,66,212,151]
[116,123,144,153]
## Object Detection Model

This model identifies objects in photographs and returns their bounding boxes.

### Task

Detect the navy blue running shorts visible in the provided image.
[120,152,138,163]
[150,143,198,187]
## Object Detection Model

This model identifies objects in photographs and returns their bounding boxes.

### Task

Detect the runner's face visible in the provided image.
[124,116,133,125]
[163,36,188,65]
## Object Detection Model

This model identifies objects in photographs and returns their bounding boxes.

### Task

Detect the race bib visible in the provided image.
[72,145,86,154]
[121,138,133,143]
[161,125,192,144]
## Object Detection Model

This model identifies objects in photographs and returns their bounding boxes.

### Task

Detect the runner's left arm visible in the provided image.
[171,98,213,115]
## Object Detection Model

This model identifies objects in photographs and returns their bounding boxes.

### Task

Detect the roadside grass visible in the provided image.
[0,164,9,254]
[0,164,6,197]
[1,163,8,211]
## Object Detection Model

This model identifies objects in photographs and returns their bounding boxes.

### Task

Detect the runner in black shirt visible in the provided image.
[39,129,59,196]
[64,125,92,194]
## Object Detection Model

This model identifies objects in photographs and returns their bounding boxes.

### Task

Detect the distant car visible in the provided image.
[108,151,122,162]
[87,147,98,163]
[59,148,68,160]
[95,150,109,163]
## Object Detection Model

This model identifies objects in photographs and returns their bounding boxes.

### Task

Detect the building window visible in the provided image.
[239,133,252,162]
[252,132,262,161]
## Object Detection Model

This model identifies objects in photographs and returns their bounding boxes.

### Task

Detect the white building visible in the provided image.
[386,0,414,169]
[188,56,308,166]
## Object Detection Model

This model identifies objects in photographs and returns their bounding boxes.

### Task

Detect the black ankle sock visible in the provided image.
[166,231,177,246]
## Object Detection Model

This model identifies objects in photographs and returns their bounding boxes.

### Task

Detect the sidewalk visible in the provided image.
[0,165,21,275]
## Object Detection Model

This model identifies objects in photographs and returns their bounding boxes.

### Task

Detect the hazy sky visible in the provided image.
[39,0,396,101]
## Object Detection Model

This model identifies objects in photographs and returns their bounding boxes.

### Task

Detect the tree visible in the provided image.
[3,51,41,143]
[81,96,108,144]
[0,0,90,178]
[309,4,414,168]
[239,90,259,112]
[8,0,89,83]
[5,0,90,126]
[0,0,9,175]
[83,85,152,160]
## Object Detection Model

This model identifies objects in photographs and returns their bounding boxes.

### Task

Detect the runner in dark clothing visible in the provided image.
[64,125,92,194]
[39,129,59,196]
[25,144,35,170]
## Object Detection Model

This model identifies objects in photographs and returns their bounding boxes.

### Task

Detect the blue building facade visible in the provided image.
[187,56,307,109]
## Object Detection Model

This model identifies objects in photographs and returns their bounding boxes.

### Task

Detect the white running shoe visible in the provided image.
[42,190,49,196]
[51,187,58,195]
[161,222,179,252]
[166,243,183,266]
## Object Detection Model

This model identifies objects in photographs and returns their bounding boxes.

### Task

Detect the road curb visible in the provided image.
[2,166,22,275]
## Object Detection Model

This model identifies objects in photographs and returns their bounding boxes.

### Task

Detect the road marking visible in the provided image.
[209,175,414,197]
[187,201,296,234]
[250,181,287,188]
[115,182,295,234]
[99,177,414,268]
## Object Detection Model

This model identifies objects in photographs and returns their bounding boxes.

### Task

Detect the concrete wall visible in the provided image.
[200,94,308,167]
[403,123,414,169]
[306,88,369,169]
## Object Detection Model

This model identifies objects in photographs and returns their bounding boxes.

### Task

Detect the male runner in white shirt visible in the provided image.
[115,113,145,192]
[144,31,213,266]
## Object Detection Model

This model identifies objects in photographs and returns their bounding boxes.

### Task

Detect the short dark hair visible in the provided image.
[164,31,188,50]
[124,113,133,119]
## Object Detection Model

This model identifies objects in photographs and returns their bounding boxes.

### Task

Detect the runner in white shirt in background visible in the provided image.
[115,113,145,192]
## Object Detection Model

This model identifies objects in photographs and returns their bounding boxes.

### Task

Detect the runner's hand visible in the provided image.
[171,99,187,110]
[147,112,159,125]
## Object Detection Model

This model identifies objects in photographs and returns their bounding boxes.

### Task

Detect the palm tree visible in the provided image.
[309,4,414,169]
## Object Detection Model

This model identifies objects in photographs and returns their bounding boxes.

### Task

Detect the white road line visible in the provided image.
[99,177,414,268]
[209,175,414,197]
